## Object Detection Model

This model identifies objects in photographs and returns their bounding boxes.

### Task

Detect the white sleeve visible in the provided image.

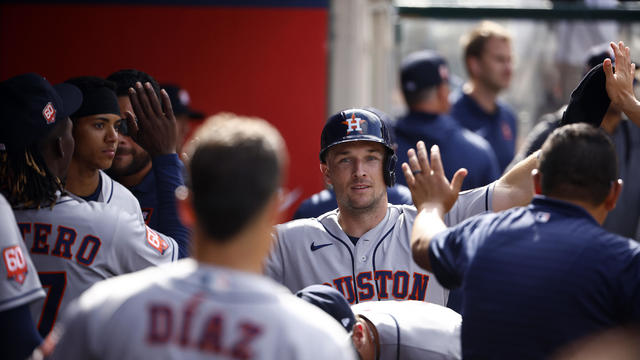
[112,210,178,274]
[444,182,495,226]
[264,228,285,284]
[0,196,45,312]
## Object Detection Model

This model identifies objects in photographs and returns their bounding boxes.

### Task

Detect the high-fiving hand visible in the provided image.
[124,82,178,157]
[401,141,467,215]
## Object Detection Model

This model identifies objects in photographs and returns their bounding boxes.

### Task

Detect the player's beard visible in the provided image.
[106,148,152,178]
[340,186,386,215]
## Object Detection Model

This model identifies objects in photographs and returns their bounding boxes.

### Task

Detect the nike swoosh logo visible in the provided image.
[310,242,333,252]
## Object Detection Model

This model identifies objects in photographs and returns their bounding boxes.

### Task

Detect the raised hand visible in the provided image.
[402,141,467,214]
[603,41,637,112]
[125,82,178,156]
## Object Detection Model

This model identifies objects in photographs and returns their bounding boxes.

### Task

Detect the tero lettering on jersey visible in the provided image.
[19,223,101,266]
[326,270,430,304]
[147,295,262,360]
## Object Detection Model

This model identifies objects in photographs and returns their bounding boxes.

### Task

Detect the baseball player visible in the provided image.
[0,73,178,338]
[106,70,190,258]
[63,76,146,224]
[265,108,538,305]
[0,193,46,359]
[52,113,357,360]
[297,284,462,359]
[293,107,414,220]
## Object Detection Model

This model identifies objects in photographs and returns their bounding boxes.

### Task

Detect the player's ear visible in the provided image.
[351,322,365,348]
[175,186,196,228]
[467,56,481,78]
[320,162,332,186]
[437,83,449,103]
[54,136,65,158]
[532,169,543,195]
[603,179,623,211]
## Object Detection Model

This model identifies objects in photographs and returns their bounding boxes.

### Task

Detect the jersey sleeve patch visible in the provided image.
[146,226,169,255]
[3,245,28,285]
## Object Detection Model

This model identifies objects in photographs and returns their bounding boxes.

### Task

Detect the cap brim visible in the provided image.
[53,83,83,119]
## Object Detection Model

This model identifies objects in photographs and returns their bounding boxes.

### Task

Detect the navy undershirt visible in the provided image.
[80,175,102,202]
[348,235,359,246]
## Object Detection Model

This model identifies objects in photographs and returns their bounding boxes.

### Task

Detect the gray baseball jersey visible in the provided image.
[351,300,462,359]
[69,170,145,224]
[14,195,178,336]
[52,259,357,360]
[0,193,45,312]
[265,184,494,305]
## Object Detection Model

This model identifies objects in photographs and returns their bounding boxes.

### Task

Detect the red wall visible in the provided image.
[1,4,328,219]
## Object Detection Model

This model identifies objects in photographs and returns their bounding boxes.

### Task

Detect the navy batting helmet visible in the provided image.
[320,108,397,186]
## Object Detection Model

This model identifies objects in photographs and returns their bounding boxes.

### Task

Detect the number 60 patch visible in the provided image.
[146,226,169,255]
[3,245,28,285]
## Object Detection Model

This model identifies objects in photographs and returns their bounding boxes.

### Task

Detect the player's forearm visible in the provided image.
[492,151,538,212]
[152,154,191,258]
[411,205,447,272]
[619,95,640,128]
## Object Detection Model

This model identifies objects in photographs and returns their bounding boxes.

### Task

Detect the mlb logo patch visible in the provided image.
[3,246,28,285]
[42,102,56,124]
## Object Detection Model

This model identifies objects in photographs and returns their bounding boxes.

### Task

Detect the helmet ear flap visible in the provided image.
[384,152,397,187]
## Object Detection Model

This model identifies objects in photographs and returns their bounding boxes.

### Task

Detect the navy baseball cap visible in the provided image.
[296,285,356,332]
[401,50,449,97]
[161,84,204,119]
[65,76,121,119]
[0,73,82,151]
[560,63,610,128]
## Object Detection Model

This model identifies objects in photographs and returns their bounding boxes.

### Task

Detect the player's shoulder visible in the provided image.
[390,203,417,218]
[353,299,461,321]
[74,260,189,312]
[277,211,337,234]
[497,100,518,121]
[0,194,19,247]
[273,294,355,353]
[100,171,141,210]
[16,195,120,222]
[0,192,11,210]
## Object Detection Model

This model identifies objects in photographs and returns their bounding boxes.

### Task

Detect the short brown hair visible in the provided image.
[462,21,511,74]
[184,113,287,241]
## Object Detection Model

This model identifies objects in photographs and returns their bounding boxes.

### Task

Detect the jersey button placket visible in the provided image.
[356,239,368,262]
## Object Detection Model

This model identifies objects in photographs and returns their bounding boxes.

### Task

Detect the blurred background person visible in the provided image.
[395,49,499,191]
[451,21,517,173]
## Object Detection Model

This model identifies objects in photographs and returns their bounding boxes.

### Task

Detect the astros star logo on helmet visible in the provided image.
[342,113,366,134]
